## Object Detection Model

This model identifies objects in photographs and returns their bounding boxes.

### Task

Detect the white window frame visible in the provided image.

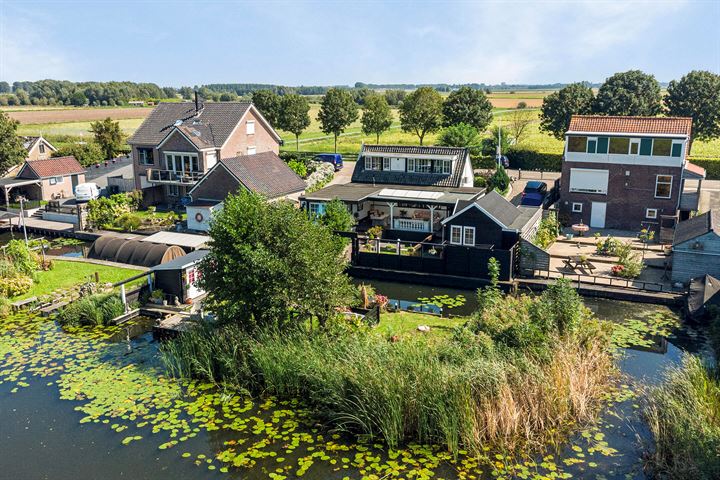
[247,146,256,155]
[415,159,432,173]
[450,225,462,245]
[629,138,640,155]
[586,137,598,154]
[433,159,452,174]
[671,140,684,158]
[568,168,609,195]
[654,175,673,199]
[407,158,416,172]
[164,152,199,173]
[463,226,475,246]
[49,176,64,185]
[382,157,391,171]
[365,157,381,171]
[246,120,255,135]
[572,202,583,213]
[646,208,658,219]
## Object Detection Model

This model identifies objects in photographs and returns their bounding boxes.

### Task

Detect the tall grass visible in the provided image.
[57,293,125,327]
[644,354,720,479]
[161,320,614,454]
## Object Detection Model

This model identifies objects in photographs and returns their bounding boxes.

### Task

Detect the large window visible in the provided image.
[652,138,672,157]
[450,225,462,244]
[433,159,452,174]
[137,148,154,165]
[165,153,199,172]
[365,157,382,171]
[609,137,630,154]
[569,168,609,194]
[49,176,64,185]
[415,159,432,173]
[568,136,587,153]
[655,175,673,199]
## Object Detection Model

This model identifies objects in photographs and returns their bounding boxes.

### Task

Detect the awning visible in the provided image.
[684,162,706,180]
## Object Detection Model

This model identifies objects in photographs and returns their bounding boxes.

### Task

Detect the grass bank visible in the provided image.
[12,260,144,301]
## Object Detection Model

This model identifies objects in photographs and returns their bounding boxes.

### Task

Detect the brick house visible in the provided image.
[185,151,305,232]
[1,156,86,207]
[22,136,57,161]
[127,98,281,207]
[559,115,706,233]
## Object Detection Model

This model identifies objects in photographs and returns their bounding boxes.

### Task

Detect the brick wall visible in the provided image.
[559,160,682,230]
[220,110,279,158]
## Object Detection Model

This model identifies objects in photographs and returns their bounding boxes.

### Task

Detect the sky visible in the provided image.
[1,0,719,87]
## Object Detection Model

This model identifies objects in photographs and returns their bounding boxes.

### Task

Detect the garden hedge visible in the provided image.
[506,148,562,171]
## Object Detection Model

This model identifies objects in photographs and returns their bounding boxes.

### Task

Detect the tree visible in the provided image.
[318,88,359,152]
[252,90,281,127]
[438,123,480,152]
[384,89,407,106]
[162,86,177,98]
[361,93,393,143]
[593,70,662,116]
[442,86,493,131]
[15,89,30,105]
[487,165,510,194]
[0,81,10,93]
[89,118,125,160]
[53,141,104,167]
[277,94,311,151]
[219,92,238,102]
[481,125,512,157]
[198,189,353,330]
[399,86,443,145]
[539,83,594,139]
[0,112,27,175]
[179,87,194,100]
[69,90,87,106]
[318,198,355,233]
[665,70,720,141]
[506,110,536,145]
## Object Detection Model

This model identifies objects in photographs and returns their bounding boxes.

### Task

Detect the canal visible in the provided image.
[0,282,710,479]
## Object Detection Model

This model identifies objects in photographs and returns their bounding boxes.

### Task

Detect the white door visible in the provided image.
[590,202,606,228]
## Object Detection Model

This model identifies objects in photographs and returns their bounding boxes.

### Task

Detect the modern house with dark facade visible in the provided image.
[301,144,482,240]
[559,116,705,233]
[127,98,281,207]
[185,151,305,232]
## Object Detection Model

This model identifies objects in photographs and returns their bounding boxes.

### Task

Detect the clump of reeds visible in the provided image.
[57,293,125,327]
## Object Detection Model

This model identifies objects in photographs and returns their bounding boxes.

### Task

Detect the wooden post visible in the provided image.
[120,284,127,313]
[94,271,100,283]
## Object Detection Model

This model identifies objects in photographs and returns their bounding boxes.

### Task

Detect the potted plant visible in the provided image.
[149,289,165,305]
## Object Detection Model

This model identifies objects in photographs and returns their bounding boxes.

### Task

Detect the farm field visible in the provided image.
[17,118,146,137]
[6,106,152,124]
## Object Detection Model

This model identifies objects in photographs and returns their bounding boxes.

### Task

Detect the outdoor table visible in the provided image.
[571,223,590,237]
[563,255,596,274]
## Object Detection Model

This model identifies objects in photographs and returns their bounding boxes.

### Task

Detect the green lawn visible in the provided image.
[17,118,145,137]
[375,311,466,338]
[12,260,145,301]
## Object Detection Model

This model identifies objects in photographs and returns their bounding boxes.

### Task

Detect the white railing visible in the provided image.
[393,218,430,232]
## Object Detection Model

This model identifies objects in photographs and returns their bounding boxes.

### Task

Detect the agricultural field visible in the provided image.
[17,118,146,137]
[5,106,152,124]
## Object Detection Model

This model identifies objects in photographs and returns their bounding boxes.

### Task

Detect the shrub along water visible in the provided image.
[57,293,125,327]
[161,279,615,455]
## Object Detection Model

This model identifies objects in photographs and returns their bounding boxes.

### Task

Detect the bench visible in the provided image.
[11,296,37,311]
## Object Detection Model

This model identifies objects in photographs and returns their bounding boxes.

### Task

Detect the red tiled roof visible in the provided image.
[568,115,692,137]
[19,156,85,179]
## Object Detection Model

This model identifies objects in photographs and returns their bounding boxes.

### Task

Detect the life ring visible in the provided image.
[195,212,204,222]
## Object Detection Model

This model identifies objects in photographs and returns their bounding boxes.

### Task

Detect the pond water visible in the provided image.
[0,283,711,479]
[0,231,90,257]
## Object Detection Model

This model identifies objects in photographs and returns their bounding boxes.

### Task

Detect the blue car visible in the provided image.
[520,181,548,207]
[315,153,343,171]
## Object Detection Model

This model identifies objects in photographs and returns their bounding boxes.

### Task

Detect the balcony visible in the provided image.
[393,217,431,232]
[146,168,204,185]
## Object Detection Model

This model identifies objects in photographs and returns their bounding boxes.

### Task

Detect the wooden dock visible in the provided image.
[152,313,197,340]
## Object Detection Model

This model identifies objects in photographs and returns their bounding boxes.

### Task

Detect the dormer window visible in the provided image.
[433,159,452,174]
[365,157,382,171]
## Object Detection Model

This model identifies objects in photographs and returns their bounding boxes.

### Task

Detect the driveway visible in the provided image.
[699,178,720,213]
[328,161,355,186]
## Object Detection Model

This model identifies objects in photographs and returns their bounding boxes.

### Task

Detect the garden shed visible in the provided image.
[687,274,720,320]
[671,210,720,284]
[151,249,209,303]
[88,236,186,267]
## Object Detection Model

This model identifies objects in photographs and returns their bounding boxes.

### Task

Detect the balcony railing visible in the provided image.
[393,217,430,232]
[146,169,204,185]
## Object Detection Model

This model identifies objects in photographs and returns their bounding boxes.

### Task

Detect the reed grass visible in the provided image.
[56,293,125,327]
[644,354,720,480]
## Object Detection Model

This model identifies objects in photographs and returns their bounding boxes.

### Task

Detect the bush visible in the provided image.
[0,274,33,298]
[517,101,527,109]
[533,212,559,248]
[115,213,141,231]
[487,165,510,193]
[473,175,487,188]
[506,148,562,171]
[287,159,307,178]
[57,293,125,327]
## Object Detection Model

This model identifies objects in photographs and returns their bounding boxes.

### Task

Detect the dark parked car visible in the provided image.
[520,181,548,207]
[315,153,343,171]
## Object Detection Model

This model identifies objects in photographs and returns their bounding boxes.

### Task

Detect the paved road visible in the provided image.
[328,161,355,186]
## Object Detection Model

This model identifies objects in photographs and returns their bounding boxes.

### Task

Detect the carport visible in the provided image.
[0,177,43,208]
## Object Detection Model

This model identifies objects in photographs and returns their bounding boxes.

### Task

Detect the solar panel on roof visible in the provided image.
[377,188,443,200]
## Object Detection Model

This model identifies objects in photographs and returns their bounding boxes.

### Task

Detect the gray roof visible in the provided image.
[688,274,720,316]
[351,144,469,188]
[216,151,305,199]
[187,199,222,207]
[302,182,483,205]
[127,102,252,147]
[673,210,719,245]
[448,190,538,230]
[152,249,210,271]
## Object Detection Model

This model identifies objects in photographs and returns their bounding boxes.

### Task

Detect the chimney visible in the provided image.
[194,91,199,112]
